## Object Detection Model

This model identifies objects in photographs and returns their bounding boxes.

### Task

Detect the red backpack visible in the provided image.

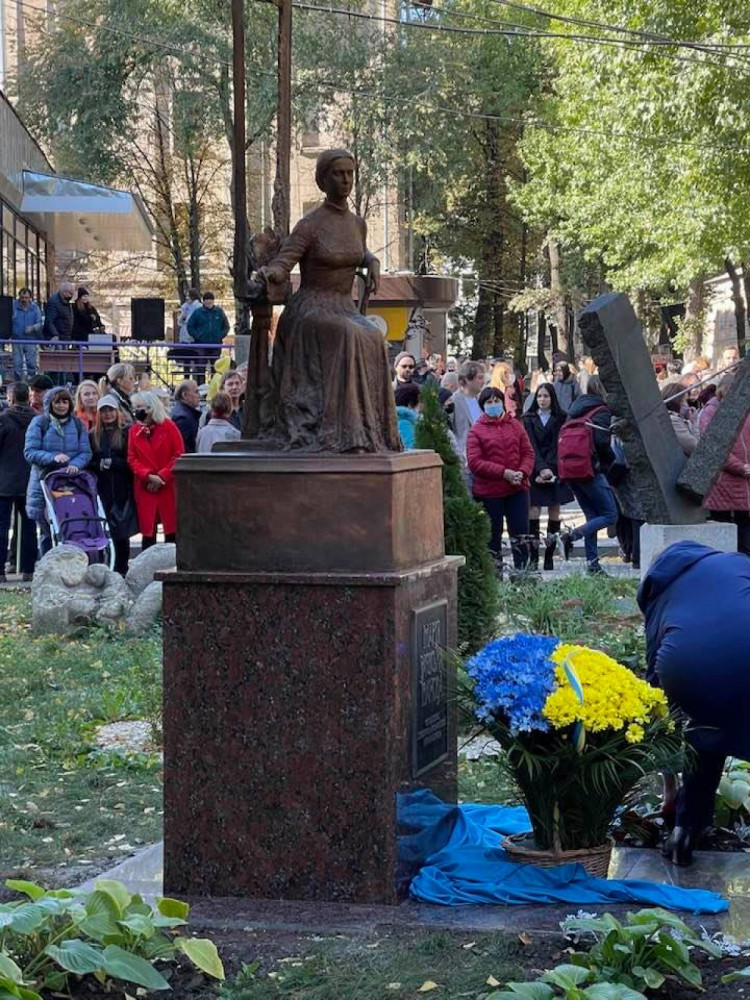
[557,406,608,482]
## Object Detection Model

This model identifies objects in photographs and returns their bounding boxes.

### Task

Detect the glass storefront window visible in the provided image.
[0,197,48,303]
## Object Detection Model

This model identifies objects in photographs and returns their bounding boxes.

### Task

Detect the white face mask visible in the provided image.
[484,402,505,418]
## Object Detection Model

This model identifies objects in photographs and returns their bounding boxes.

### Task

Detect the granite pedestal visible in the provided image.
[640,521,738,577]
[161,450,460,904]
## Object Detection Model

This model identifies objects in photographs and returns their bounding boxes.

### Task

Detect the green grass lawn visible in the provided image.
[496,574,645,670]
[222,931,530,1000]
[0,590,163,876]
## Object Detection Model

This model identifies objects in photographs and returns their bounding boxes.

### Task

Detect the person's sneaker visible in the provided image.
[587,562,608,576]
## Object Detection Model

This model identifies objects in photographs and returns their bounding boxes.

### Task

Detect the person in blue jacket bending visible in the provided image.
[637,541,750,866]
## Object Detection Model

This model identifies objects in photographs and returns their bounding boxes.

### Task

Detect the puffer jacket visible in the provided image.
[24,388,91,521]
[703,409,750,512]
[467,413,535,499]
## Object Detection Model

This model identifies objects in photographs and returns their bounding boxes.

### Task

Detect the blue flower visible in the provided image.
[467,633,560,734]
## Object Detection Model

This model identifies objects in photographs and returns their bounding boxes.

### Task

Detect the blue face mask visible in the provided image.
[485,402,504,418]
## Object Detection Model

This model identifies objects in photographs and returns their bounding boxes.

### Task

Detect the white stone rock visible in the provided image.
[125,581,163,635]
[640,522,738,577]
[125,543,176,598]
[32,544,133,634]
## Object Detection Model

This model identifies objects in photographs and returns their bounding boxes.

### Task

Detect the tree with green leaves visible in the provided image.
[509,0,750,353]
[382,1,545,359]
[415,387,499,653]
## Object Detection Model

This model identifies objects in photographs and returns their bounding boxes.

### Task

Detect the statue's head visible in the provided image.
[315,149,355,200]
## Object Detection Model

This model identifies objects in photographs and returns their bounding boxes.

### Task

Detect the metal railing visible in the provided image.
[0,339,236,391]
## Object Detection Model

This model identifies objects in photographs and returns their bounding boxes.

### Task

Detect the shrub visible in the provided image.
[414,386,499,653]
[0,877,224,997]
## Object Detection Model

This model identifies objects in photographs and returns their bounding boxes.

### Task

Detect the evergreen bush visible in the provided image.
[414,386,499,652]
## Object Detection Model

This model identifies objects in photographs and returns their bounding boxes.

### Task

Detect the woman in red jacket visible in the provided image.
[467,386,535,572]
[127,391,184,549]
[700,374,750,554]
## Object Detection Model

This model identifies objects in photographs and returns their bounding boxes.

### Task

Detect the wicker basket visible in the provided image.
[502,833,613,879]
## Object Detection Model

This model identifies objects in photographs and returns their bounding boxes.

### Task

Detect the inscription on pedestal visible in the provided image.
[412,600,449,777]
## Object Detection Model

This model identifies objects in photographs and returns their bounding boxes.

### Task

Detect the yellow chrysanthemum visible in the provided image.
[542,644,668,741]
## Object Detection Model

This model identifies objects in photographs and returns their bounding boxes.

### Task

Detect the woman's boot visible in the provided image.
[545,519,560,571]
[528,518,540,570]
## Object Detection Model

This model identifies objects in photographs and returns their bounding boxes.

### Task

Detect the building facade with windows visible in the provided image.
[0,90,52,303]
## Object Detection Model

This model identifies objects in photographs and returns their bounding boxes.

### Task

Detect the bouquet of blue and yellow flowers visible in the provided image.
[467,634,679,852]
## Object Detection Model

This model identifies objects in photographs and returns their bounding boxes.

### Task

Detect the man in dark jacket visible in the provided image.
[170,380,202,453]
[638,542,750,865]
[559,375,617,574]
[43,282,75,340]
[0,382,38,580]
[187,292,229,384]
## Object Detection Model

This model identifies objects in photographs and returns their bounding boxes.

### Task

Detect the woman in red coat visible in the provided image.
[467,386,535,572]
[700,374,750,554]
[127,391,184,548]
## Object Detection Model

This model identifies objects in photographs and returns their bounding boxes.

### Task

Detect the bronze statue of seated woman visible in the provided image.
[251,149,402,454]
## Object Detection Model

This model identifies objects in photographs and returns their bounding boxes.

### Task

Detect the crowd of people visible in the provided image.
[0,359,249,582]
[394,345,747,576]
[8,283,231,385]
[0,325,745,582]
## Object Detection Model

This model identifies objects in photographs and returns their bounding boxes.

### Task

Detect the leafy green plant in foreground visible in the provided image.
[560,908,721,991]
[493,965,647,999]
[493,907,724,999]
[0,877,224,997]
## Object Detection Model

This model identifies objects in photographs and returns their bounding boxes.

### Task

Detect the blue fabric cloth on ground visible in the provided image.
[400,790,728,915]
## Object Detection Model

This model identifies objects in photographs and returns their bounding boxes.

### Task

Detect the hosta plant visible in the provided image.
[491,966,647,999]
[0,877,224,997]
[561,908,721,992]
[715,759,750,827]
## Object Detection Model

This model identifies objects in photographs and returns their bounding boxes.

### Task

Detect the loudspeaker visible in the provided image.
[131,298,165,341]
[0,295,12,339]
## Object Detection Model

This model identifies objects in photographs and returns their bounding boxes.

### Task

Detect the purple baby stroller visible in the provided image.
[41,470,115,569]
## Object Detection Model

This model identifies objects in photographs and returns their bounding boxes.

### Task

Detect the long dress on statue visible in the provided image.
[259,200,402,453]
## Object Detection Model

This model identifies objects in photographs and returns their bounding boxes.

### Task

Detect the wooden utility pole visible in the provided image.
[272,0,292,239]
[232,0,250,338]
[245,0,293,437]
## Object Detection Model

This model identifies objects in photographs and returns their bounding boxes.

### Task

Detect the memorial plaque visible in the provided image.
[412,600,449,777]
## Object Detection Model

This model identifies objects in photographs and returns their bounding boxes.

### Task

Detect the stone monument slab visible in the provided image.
[579,293,703,524]
[640,522,738,577]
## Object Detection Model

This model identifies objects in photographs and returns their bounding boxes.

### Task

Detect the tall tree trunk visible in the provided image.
[153,75,188,302]
[741,262,750,359]
[548,321,559,360]
[472,282,494,360]
[514,223,529,373]
[547,236,569,354]
[536,311,548,371]
[725,258,747,358]
[492,295,504,357]
[683,273,707,361]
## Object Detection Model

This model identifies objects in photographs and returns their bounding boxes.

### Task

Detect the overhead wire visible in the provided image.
[486,0,750,56]
[404,1,738,68]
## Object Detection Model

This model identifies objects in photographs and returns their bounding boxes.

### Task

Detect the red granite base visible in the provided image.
[162,559,460,904]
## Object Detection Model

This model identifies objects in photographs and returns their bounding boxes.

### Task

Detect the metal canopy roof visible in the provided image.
[20,170,153,251]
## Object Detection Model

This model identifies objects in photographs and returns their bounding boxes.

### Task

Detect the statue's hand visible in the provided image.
[260,264,286,285]
[366,257,380,296]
